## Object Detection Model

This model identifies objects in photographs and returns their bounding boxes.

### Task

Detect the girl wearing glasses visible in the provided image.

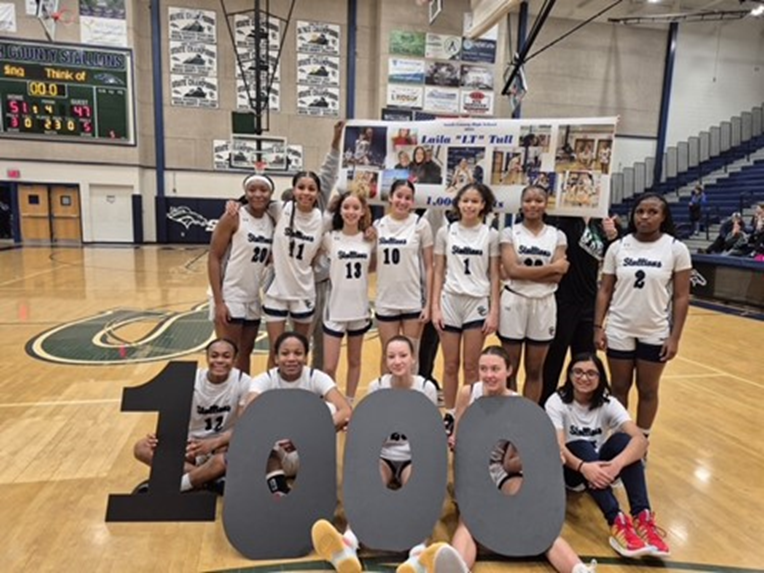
[545,352,670,560]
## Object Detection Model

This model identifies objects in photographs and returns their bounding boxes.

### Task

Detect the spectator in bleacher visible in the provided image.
[688,184,707,236]
[747,203,764,234]
[730,204,764,258]
[704,212,747,254]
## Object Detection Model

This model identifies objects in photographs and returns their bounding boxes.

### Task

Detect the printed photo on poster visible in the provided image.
[343,125,388,168]
[213,139,232,171]
[445,147,487,193]
[408,144,444,184]
[348,169,380,200]
[425,33,461,60]
[596,139,612,174]
[426,62,460,88]
[287,145,304,171]
[234,13,280,51]
[386,85,424,109]
[390,127,418,148]
[171,75,218,108]
[297,86,340,116]
[491,148,526,186]
[170,41,217,75]
[168,7,216,44]
[460,90,494,116]
[389,30,426,57]
[555,124,613,173]
[460,37,496,63]
[296,20,340,55]
[388,58,426,84]
[460,64,493,90]
[237,78,279,112]
[297,54,340,86]
[560,171,602,208]
[423,87,460,114]
[80,0,126,19]
[380,169,412,201]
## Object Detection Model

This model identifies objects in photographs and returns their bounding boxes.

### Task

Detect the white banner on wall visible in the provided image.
[424,87,460,114]
[296,21,340,55]
[171,75,218,108]
[236,78,280,112]
[297,54,340,86]
[425,33,462,60]
[170,41,217,75]
[338,117,618,216]
[80,16,128,46]
[297,86,340,117]
[168,8,216,44]
[234,13,280,51]
[387,85,424,109]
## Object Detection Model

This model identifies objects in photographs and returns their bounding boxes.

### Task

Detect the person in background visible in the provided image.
[688,184,707,236]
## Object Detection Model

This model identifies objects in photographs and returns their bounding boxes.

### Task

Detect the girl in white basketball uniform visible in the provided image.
[321,192,375,402]
[499,184,569,402]
[432,182,500,431]
[374,180,434,373]
[595,193,691,440]
[243,331,351,496]
[208,174,275,374]
[311,336,464,573]
[449,346,595,573]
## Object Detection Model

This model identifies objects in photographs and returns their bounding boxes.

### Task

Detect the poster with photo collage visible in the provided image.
[296,20,340,117]
[168,7,218,108]
[338,117,617,217]
[386,15,498,118]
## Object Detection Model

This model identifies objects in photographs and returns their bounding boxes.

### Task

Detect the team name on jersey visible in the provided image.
[197,404,233,415]
[452,245,483,255]
[623,257,662,268]
[518,245,551,257]
[248,233,273,244]
[338,250,369,260]
[569,424,603,438]
[285,228,315,242]
[379,237,407,245]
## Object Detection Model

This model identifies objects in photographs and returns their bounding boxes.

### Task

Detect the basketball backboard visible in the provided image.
[465,0,519,39]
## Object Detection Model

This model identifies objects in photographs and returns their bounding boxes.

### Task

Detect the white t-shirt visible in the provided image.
[368,375,438,462]
[468,382,518,467]
[248,366,337,398]
[435,222,500,298]
[322,229,374,322]
[267,201,324,301]
[220,208,274,303]
[188,368,252,440]
[544,392,632,452]
[374,214,433,310]
[500,223,566,299]
[602,234,692,337]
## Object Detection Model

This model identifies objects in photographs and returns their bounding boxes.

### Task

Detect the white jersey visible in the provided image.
[368,375,438,462]
[468,382,518,467]
[220,208,274,303]
[544,392,632,452]
[248,366,336,398]
[188,368,252,440]
[375,214,433,311]
[435,222,499,297]
[500,223,567,299]
[322,230,374,322]
[602,234,692,337]
[267,201,325,301]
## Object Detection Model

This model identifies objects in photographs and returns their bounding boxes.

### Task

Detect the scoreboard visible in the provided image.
[0,40,135,145]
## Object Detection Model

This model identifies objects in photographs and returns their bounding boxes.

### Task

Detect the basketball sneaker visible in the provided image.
[131,480,150,494]
[397,542,469,573]
[572,560,597,573]
[609,512,652,557]
[311,519,362,573]
[443,412,455,437]
[634,509,671,557]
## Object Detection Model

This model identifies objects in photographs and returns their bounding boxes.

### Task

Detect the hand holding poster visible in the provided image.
[338,117,618,217]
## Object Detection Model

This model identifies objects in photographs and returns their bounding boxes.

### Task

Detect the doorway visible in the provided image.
[18,184,82,244]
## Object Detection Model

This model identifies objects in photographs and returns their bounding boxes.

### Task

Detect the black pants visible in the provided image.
[418,320,440,386]
[541,299,595,406]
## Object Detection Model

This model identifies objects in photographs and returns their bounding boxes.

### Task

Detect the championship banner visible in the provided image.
[339,117,617,217]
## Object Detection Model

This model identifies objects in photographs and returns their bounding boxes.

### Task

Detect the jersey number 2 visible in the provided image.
[633,270,646,289]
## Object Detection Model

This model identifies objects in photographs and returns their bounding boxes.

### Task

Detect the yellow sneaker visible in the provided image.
[311,519,362,573]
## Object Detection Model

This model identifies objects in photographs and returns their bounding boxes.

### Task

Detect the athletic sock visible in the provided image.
[343,527,359,552]
[180,473,193,492]
[266,470,290,495]
[408,542,426,559]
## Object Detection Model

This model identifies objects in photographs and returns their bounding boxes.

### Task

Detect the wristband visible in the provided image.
[576,460,586,472]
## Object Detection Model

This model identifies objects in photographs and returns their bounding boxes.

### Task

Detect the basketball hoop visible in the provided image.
[49,8,75,25]
[253,159,268,173]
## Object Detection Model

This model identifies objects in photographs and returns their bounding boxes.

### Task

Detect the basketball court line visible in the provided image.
[674,355,764,390]
[661,373,722,379]
[0,267,61,287]
[0,398,121,408]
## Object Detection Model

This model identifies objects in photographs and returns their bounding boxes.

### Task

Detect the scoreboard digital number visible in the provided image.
[0,40,135,145]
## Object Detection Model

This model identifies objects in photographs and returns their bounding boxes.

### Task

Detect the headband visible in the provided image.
[242,174,274,192]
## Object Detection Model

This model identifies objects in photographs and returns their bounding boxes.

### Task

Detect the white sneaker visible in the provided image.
[311,519,361,573]
[397,543,468,573]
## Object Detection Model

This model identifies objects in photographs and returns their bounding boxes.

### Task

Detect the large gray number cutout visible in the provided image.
[223,389,337,559]
[455,396,564,556]
[343,390,448,551]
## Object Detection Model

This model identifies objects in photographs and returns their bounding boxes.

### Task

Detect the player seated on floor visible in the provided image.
[544,352,670,559]
[242,331,352,496]
[131,338,251,494]
[311,335,463,573]
[446,346,596,573]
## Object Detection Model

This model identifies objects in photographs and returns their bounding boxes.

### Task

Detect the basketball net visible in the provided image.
[253,159,268,173]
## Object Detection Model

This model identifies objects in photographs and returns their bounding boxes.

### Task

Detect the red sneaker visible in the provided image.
[635,509,671,557]
[609,512,652,558]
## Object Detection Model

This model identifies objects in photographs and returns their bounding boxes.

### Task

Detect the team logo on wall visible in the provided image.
[167,206,218,232]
